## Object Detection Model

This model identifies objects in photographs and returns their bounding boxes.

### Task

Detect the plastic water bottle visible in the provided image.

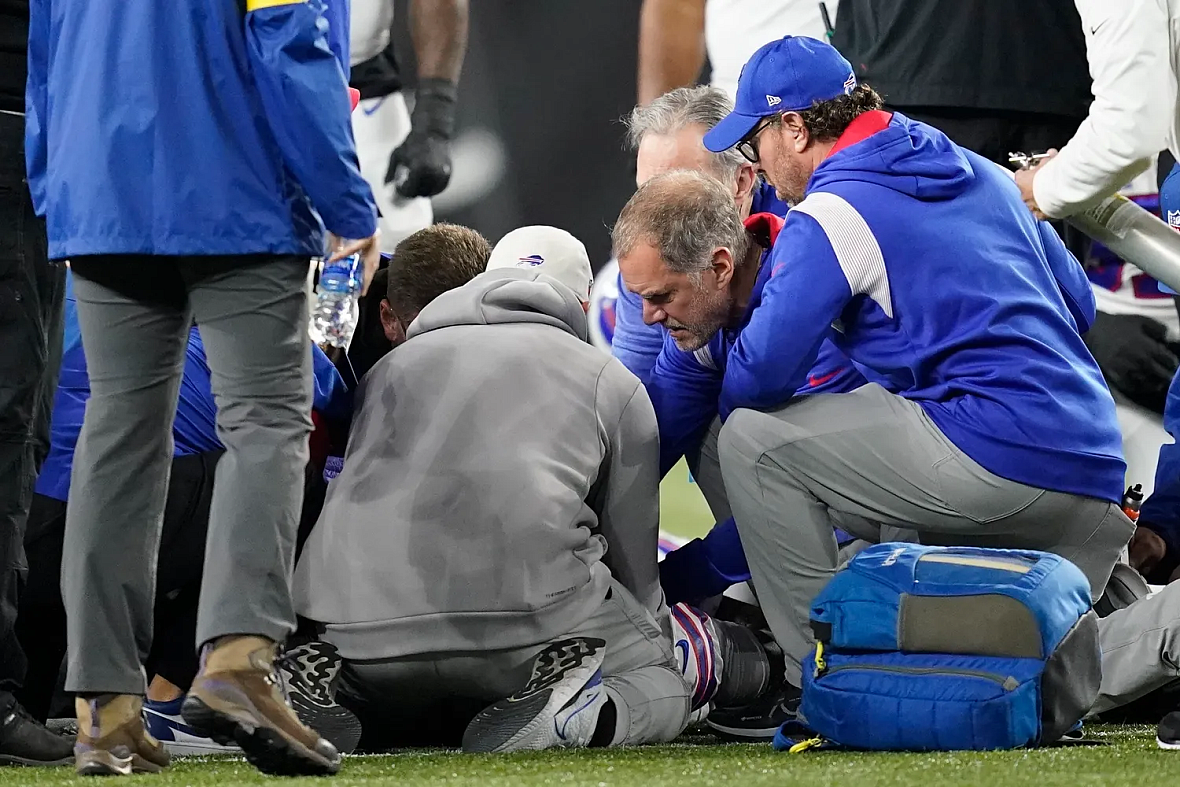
[310,254,362,348]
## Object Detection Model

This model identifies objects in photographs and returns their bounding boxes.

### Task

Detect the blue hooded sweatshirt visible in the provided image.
[659,111,1125,605]
[720,111,1124,504]
[647,211,867,478]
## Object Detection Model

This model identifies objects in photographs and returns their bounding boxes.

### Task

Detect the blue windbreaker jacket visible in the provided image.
[26,0,375,258]
[719,111,1124,503]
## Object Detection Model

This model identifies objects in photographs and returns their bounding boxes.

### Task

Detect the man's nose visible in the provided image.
[641,300,665,326]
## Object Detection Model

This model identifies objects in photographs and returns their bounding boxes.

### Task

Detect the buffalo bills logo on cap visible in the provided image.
[516,254,544,267]
[843,73,856,94]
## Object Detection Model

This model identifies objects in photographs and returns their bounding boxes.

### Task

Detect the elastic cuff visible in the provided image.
[411,79,458,138]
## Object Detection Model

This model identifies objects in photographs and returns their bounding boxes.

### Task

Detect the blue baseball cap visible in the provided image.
[703,36,858,153]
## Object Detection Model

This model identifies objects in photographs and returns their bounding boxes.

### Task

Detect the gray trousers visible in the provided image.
[716,384,1135,686]
[63,256,312,694]
[1092,580,1180,716]
[336,581,690,749]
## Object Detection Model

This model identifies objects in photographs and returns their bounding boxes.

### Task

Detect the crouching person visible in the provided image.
[290,225,691,753]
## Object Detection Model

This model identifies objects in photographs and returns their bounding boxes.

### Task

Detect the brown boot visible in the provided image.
[74,695,170,776]
[182,635,340,776]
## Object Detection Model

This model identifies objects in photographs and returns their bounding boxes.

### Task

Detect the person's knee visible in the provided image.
[717,409,765,470]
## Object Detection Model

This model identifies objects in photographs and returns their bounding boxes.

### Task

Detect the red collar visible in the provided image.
[743,212,784,248]
[827,110,893,158]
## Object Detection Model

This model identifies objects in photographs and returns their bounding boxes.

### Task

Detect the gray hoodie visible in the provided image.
[292,269,665,660]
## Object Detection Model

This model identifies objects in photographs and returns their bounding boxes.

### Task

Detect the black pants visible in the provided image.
[16,448,329,719]
[15,450,223,720]
[0,111,66,709]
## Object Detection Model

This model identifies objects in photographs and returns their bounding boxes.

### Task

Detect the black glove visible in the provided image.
[385,78,457,199]
[1084,312,1178,406]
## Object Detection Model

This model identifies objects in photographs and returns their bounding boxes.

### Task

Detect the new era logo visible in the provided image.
[766,95,781,107]
[843,73,856,94]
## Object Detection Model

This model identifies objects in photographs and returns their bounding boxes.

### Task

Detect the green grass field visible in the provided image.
[7,726,1165,786]
[660,460,714,540]
[13,468,1154,785]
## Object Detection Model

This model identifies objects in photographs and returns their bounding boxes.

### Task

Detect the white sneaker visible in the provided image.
[142,698,240,756]
[462,637,607,752]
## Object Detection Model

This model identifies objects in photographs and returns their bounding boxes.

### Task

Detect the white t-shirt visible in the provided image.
[705,0,835,99]
[1033,0,1180,219]
[350,0,394,66]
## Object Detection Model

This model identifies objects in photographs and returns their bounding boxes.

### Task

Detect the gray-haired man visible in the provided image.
[613,85,776,386]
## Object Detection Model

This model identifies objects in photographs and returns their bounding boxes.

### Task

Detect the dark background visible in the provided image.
[394,0,646,267]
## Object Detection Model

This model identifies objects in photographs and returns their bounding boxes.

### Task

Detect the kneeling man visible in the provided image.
[292,226,691,752]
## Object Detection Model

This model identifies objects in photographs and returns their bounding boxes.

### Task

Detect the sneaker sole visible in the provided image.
[462,637,606,754]
[706,720,779,741]
[160,740,241,757]
[0,753,73,768]
[181,696,339,776]
[1158,737,1180,750]
[286,694,363,755]
[75,749,164,776]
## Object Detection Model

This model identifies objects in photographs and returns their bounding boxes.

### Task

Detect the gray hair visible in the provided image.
[624,86,746,181]
[612,169,750,284]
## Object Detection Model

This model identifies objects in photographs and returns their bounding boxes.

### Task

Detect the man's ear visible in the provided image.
[710,246,737,288]
[380,299,407,345]
[782,112,809,152]
[734,162,758,205]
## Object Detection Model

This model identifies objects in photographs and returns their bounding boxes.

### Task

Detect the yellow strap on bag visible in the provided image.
[789,736,825,754]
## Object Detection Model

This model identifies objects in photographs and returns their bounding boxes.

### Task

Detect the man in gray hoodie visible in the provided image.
[290,226,691,753]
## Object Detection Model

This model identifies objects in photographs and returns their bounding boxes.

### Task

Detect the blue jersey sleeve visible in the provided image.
[647,333,723,478]
[659,517,750,605]
[245,0,376,240]
[611,276,666,386]
[311,344,352,419]
[721,211,853,418]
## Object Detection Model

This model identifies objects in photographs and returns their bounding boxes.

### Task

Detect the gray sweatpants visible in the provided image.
[335,580,691,749]
[63,257,312,694]
[1092,580,1180,716]
[717,384,1135,686]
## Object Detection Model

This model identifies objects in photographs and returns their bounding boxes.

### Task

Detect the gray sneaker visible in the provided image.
[462,638,607,753]
[277,640,362,755]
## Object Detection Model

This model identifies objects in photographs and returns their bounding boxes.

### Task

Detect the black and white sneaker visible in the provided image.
[462,637,607,753]
[707,681,802,742]
[1158,711,1180,749]
[276,640,362,755]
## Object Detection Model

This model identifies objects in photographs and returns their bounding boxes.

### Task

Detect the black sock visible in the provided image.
[589,697,617,747]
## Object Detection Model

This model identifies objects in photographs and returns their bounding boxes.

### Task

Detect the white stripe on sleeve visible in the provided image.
[792,191,893,318]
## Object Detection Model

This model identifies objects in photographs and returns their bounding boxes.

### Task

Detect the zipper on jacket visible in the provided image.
[822,663,1020,691]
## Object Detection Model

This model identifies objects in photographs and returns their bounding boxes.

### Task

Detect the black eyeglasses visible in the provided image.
[737,116,780,164]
